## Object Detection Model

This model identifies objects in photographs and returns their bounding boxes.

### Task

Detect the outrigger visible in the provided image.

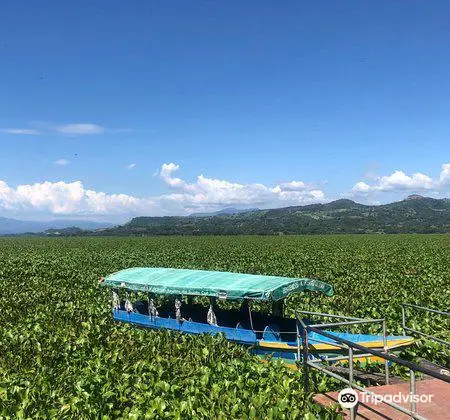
[100,267,414,366]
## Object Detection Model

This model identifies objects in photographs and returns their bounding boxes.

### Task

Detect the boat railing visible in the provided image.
[297,310,367,321]
[297,310,386,335]
[401,303,450,347]
[296,313,450,420]
[296,313,390,384]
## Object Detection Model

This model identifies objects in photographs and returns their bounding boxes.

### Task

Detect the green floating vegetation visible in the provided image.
[0,235,448,419]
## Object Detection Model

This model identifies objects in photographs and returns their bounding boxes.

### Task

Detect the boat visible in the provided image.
[100,267,414,366]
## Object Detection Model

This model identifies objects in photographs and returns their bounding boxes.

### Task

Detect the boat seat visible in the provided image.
[236,321,252,331]
[134,300,148,314]
[263,324,282,342]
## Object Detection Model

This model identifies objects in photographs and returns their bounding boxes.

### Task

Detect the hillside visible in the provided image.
[189,207,260,217]
[97,195,450,236]
[0,217,113,235]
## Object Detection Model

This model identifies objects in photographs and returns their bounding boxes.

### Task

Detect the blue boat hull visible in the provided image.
[113,309,413,365]
[114,309,257,345]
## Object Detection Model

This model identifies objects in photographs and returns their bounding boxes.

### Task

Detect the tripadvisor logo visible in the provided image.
[338,388,358,409]
[338,387,434,409]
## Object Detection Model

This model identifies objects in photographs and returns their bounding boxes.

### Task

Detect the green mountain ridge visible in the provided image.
[95,195,450,235]
[0,217,113,235]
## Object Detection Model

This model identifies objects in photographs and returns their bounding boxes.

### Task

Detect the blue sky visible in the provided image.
[0,1,449,221]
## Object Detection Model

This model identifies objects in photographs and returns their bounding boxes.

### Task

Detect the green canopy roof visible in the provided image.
[101,267,334,301]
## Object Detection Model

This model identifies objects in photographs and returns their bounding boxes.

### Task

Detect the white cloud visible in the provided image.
[2,163,448,220]
[54,159,70,166]
[159,163,188,189]
[0,128,41,135]
[0,179,156,217]
[56,123,105,135]
[127,163,137,170]
[0,163,325,219]
[352,164,450,194]
[84,190,149,214]
[439,163,450,186]
[1,123,135,136]
[158,162,325,212]
[277,180,307,191]
[352,181,371,193]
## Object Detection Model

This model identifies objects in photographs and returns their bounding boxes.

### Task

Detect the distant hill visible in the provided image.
[0,217,113,235]
[189,207,260,217]
[96,195,450,236]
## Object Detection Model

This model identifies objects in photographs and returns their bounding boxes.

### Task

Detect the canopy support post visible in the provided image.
[295,315,301,366]
[248,301,254,331]
[302,326,310,393]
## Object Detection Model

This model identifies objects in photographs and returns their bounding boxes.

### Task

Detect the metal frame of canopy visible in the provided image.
[100,269,413,355]
[101,267,335,336]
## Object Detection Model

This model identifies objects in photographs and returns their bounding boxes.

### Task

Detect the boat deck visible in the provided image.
[314,378,450,419]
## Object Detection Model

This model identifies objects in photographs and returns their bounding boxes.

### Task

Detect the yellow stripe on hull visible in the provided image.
[257,337,414,352]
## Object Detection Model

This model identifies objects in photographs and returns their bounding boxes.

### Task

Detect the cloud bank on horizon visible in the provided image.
[0,163,448,221]
[352,164,450,193]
